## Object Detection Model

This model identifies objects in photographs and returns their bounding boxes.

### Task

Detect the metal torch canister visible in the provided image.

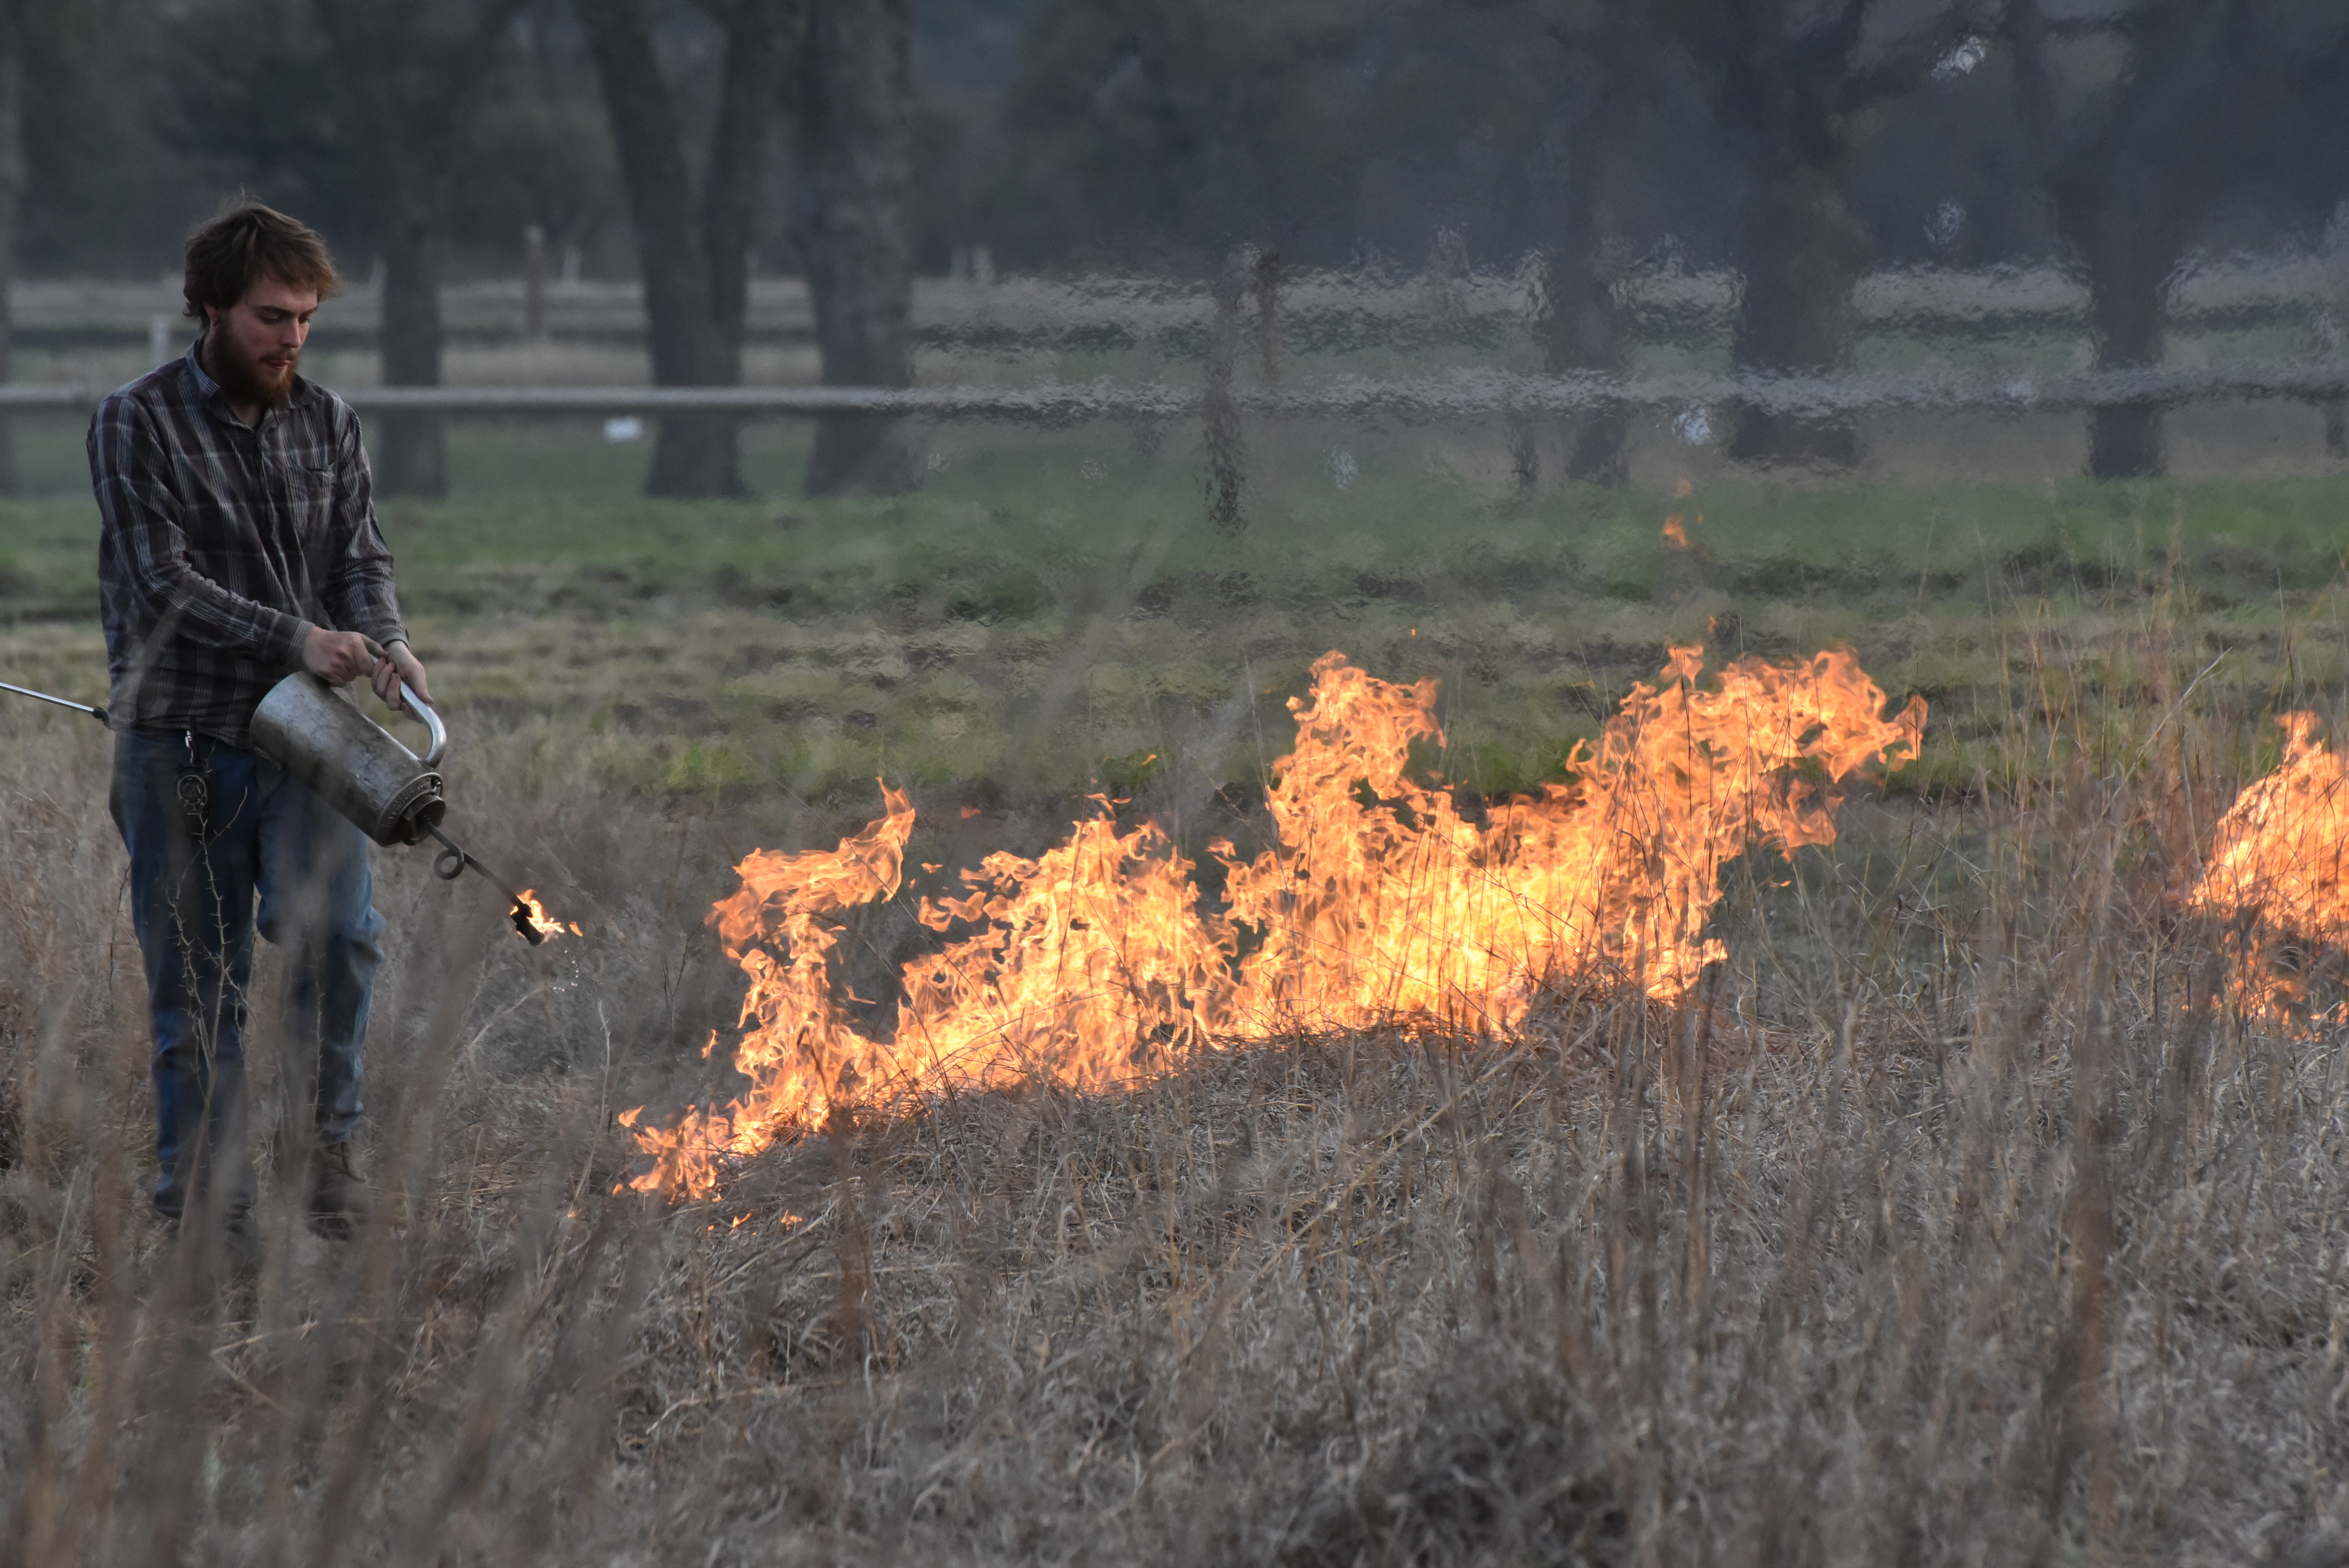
[248,672,448,846]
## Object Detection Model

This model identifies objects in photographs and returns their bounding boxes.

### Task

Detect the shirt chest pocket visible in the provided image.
[283,463,338,543]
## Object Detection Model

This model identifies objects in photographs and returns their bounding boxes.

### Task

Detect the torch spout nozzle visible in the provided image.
[428,825,547,944]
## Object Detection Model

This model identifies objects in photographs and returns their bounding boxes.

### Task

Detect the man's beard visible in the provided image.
[206,330,298,410]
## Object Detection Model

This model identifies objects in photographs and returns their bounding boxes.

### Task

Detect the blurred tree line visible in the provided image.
[0,0,2341,492]
[0,0,921,495]
[968,0,2349,477]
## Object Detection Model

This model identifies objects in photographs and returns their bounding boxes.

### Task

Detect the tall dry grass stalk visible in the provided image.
[2,602,2346,1564]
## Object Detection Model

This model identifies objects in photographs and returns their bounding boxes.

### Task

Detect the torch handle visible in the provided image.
[362,636,444,767]
[401,684,446,767]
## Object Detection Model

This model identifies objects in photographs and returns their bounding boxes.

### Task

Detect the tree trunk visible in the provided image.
[578,0,731,496]
[1534,241,1630,487]
[2001,0,2317,483]
[1201,250,1248,529]
[1728,157,1870,468]
[794,0,917,497]
[2080,220,2170,479]
[683,0,788,498]
[2324,220,2349,459]
[374,205,449,497]
[1531,19,1645,491]
[0,0,24,498]
[579,0,783,499]
[314,0,526,500]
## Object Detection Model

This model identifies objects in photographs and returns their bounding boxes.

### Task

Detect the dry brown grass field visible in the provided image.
[5,461,2349,1564]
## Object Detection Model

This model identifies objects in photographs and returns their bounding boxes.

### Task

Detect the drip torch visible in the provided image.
[2,671,550,944]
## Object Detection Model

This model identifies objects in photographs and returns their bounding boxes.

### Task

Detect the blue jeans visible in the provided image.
[111,729,384,1221]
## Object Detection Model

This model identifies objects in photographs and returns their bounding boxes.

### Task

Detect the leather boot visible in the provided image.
[308,1138,373,1239]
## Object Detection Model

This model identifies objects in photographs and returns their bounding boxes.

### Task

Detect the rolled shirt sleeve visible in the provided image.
[320,415,407,651]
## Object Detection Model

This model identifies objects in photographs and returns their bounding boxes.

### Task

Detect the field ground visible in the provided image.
[4,448,2349,1561]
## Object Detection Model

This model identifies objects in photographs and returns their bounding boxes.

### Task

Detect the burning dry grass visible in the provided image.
[2187,713,2349,1021]
[3,617,2349,1563]
[626,646,1923,1197]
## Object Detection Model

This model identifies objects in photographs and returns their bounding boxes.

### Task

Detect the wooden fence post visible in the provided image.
[1203,248,1254,531]
[523,225,549,342]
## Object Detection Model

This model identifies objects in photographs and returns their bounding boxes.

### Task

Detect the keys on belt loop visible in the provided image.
[175,729,212,843]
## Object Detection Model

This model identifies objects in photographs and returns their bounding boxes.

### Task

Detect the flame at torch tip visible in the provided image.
[515,888,581,939]
[625,646,1926,1200]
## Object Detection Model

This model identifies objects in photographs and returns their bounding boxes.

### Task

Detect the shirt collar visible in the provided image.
[181,334,219,402]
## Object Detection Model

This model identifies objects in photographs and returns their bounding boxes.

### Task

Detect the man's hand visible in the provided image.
[370,638,431,715]
[301,625,376,687]
[302,627,432,715]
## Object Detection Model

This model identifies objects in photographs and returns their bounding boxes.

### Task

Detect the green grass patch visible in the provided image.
[16,442,2349,622]
[8,449,2349,811]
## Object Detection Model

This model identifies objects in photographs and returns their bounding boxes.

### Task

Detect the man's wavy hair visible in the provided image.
[182,200,340,322]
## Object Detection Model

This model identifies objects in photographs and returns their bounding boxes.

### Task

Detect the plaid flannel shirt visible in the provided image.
[89,340,407,747]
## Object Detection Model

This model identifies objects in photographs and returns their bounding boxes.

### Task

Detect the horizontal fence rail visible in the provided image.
[0,365,2344,420]
[14,258,2344,347]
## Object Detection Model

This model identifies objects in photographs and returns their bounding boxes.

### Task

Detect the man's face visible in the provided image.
[204,274,319,410]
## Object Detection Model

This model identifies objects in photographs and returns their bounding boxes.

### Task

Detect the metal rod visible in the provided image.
[0,679,107,723]
[428,825,522,901]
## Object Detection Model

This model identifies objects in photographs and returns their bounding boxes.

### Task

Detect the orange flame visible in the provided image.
[1661,515,1689,549]
[625,648,1924,1197]
[2185,713,2349,1017]
[516,889,581,939]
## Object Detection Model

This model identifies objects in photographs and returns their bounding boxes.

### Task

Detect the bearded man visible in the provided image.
[88,201,431,1259]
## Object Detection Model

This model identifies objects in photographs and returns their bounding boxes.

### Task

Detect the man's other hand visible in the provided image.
[370,639,431,714]
[301,625,376,687]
